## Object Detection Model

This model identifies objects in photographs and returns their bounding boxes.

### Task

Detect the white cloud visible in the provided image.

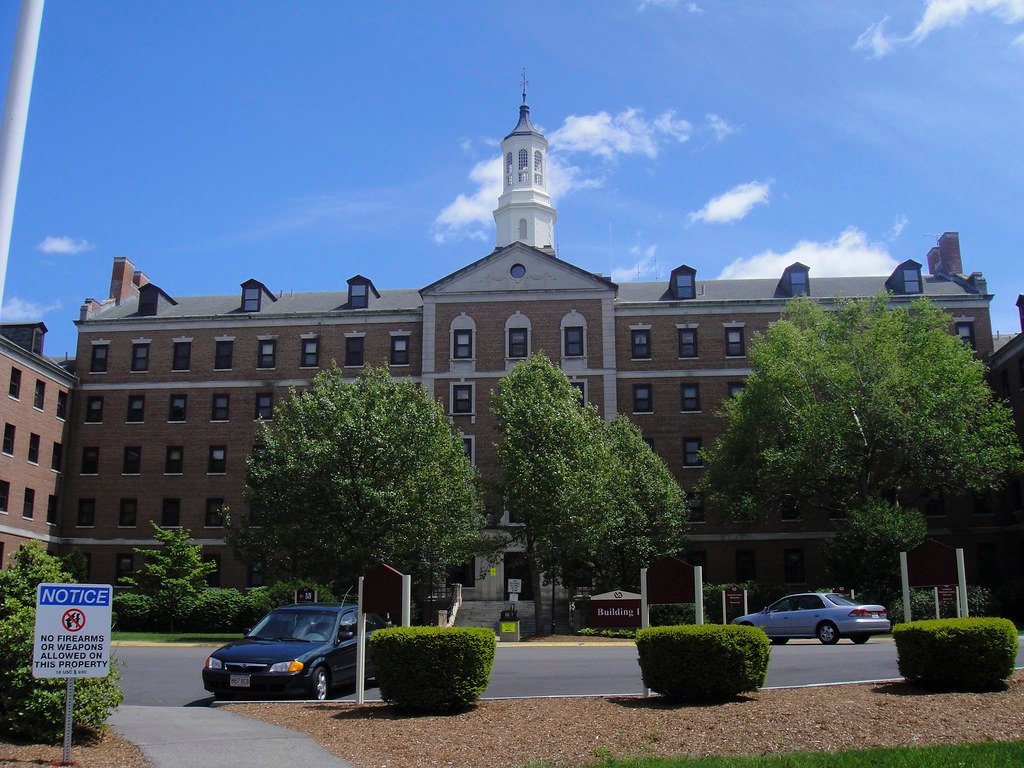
[688,180,771,224]
[717,227,898,280]
[704,113,737,141]
[687,3,704,14]
[853,16,895,58]
[888,214,908,240]
[638,0,678,10]
[549,108,691,160]
[1013,30,1024,45]
[856,2,1024,57]
[611,243,661,283]
[0,296,63,322]
[433,156,503,243]
[36,236,93,255]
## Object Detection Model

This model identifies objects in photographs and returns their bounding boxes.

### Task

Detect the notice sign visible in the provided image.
[33,583,113,678]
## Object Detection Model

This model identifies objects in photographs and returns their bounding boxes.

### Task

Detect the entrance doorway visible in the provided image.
[503,553,533,600]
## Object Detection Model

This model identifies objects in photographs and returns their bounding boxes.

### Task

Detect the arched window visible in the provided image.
[505,152,513,187]
[560,310,588,360]
[450,314,477,362]
[505,312,532,360]
[518,148,529,182]
[534,150,543,185]
[518,219,528,240]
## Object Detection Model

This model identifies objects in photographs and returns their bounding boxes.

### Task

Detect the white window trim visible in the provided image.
[214,335,235,342]
[343,331,367,339]
[172,336,194,343]
[505,312,532,360]
[560,310,588,359]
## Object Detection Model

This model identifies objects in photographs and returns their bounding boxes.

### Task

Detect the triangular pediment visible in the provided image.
[420,243,617,297]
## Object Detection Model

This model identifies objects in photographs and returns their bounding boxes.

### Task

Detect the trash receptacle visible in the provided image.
[499,607,520,643]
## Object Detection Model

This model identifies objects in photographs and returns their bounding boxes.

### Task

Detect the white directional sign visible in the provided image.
[33,583,113,678]
[507,578,522,595]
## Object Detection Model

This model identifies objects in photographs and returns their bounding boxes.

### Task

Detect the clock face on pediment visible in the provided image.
[423,244,614,297]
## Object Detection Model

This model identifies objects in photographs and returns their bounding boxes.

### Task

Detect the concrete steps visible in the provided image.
[454,594,572,637]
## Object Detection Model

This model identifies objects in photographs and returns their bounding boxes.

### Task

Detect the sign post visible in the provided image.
[33,583,113,765]
[355,576,366,705]
[901,540,966,624]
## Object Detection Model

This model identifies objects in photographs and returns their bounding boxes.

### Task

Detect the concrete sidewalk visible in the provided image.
[111,705,354,768]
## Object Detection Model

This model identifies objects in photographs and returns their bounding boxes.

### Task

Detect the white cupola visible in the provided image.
[493,97,557,250]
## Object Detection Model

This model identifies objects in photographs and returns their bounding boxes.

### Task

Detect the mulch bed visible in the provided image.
[1,731,145,768]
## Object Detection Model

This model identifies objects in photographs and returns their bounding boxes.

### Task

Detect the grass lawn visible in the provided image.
[112,631,241,643]
[563,740,1024,767]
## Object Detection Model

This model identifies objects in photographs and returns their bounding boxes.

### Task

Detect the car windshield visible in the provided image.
[824,594,858,606]
[249,609,337,641]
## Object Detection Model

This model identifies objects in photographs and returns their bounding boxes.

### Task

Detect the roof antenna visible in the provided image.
[520,68,529,104]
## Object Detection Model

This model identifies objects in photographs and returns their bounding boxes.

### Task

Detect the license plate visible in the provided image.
[871,613,880,618]
[229,675,251,688]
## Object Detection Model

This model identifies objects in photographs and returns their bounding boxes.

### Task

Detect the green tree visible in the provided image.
[0,542,123,741]
[492,354,620,634]
[230,365,490,600]
[587,416,689,593]
[700,295,1023,600]
[123,523,216,631]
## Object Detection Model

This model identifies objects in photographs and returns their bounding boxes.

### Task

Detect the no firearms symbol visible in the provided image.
[62,608,86,632]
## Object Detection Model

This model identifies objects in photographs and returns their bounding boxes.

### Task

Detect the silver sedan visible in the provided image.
[731,592,890,645]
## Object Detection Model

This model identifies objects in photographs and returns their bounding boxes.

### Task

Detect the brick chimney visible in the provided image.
[109,257,139,302]
[926,232,963,275]
[79,298,102,321]
[133,270,149,289]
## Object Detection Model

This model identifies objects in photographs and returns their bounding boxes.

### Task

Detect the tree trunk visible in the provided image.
[530,560,546,637]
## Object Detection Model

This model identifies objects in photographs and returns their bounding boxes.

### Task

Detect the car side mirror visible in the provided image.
[242,627,251,636]
[337,630,355,642]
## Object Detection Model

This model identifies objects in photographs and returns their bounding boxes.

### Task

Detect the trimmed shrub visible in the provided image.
[112,591,156,631]
[184,588,246,633]
[370,627,496,712]
[891,585,994,623]
[636,624,769,701]
[237,588,275,631]
[893,617,1017,690]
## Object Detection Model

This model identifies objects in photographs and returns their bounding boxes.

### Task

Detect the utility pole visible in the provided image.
[0,0,45,313]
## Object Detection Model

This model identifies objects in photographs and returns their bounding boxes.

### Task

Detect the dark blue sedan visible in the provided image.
[202,603,385,700]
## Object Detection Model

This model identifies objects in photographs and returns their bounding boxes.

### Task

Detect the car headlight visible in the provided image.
[205,656,223,670]
[268,660,304,673]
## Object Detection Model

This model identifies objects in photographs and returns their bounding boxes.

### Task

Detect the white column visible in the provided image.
[355,576,366,704]
[0,0,45,312]
[899,552,911,624]
[694,566,704,625]
[401,574,411,627]
[956,548,969,618]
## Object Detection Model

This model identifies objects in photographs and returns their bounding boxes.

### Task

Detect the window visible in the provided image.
[77,498,95,527]
[130,343,150,372]
[518,148,529,182]
[165,446,184,474]
[161,498,181,527]
[208,446,227,474]
[736,550,756,582]
[534,149,543,185]
[211,394,230,421]
[678,328,698,358]
[725,327,745,357]
[453,329,473,359]
[903,267,921,294]
[51,442,62,472]
[126,395,145,423]
[2,423,14,455]
[255,392,273,420]
[452,384,473,415]
[168,394,187,422]
[973,492,993,516]
[728,382,746,398]
[122,446,141,475]
[214,340,234,369]
[33,380,45,409]
[508,328,529,358]
[28,433,40,464]
[781,502,801,521]
[22,488,34,519]
[675,272,695,300]
[205,554,221,587]
[564,326,584,357]
[242,285,261,312]
[462,437,475,466]
[119,499,137,527]
[349,282,368,309]
[8,368,20,398]
[1000,369,1010,397]
[789,269,809,296]
[955,321,976,350]
[681,384,701,412]
[390,336,409,366]
[56,391,67,419]
[631,329,651,359]
[345,337,364,367]
[81,447,99,475]
[570,380,586,404]
[46,494,58,525]
[689,497,705,523]
[301,337,320,367]
[683,437,703,467]
[205,498,225,527]
[90,344,108,373]
[632,384,653,413]
[85,396,104,423]
[505,152,513,185]
[115,554,134,584]
[510,263,527,279]
[172,341,191,371]
[924,490,945,517]
[247,563,265,588]
[0,480,7,512]
[257,339,276,369]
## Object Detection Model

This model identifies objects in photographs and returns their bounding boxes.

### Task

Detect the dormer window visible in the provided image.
[778,262,810,298]
[240,279,275,313]
[346,275,379,309]
[137,283,178,317]
[903,267,921,294]
[885,260,923,296]
[670,265,697,300]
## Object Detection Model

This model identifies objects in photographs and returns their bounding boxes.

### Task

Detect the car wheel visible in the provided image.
[770,637,789,645]
[850,633,870,644]
[816,621,840,645]
[308,666,330,701]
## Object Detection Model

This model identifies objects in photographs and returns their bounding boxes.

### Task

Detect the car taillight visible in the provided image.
[849,609,871,616]
[879,609,887,617]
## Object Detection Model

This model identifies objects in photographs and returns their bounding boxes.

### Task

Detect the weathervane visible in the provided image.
[521,68,529,104]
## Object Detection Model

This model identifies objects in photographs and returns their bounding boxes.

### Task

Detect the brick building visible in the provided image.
[35,101,1018,601]
[0,322,75,567]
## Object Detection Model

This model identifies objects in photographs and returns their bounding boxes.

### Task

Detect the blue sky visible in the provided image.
[1,1,1022,358]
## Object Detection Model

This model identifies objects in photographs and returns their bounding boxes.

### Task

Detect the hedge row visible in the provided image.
[893,617,1017,690]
